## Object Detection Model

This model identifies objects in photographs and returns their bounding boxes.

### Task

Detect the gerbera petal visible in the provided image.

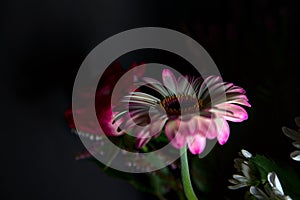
[214,103,248,122]
[133,123,159,148]
[198,76,222,100]
[223,83,234,91]
[178,117,199,135]
[213,93,249,107]
[136,135,151,148]
[100,108,125,136]
[141,77,170,97]
[127,92,160,103]
[225,98,251,107]
[177,76,190,95]
[191,77,203,91]
[133,114,167,148]
[205,120,218,139]
[165,120,186,149]
[186,77,200,96]
[162,69,178,94]
[148,114,168,135]
[187,134,206,154]
[117,111,149,132]
[226,85,246,94]
[197,116,217,139]
[215,118,230,145]
[226,94,249,102]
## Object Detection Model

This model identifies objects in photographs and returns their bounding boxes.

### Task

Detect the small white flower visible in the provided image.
[282,117,300,161]
[228,149,254,190]
[241,149,253,158]
[250,172,292,200]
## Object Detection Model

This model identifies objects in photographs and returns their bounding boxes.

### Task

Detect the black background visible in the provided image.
[2,0,300,199]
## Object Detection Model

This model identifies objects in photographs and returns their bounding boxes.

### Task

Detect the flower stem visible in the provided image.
[180,145,198,200]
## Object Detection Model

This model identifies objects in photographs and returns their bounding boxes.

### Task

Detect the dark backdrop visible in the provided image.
[1,0,300,199]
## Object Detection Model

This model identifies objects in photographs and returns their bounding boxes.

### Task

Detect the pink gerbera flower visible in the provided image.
[114,69,250,154]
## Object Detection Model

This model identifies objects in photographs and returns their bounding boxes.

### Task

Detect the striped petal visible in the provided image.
[198,76,222,100]
[214,103,248,122]
[141,77,170,97]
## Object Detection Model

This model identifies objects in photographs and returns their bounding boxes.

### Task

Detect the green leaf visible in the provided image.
[249,154,300,199]
[249,154,277,184]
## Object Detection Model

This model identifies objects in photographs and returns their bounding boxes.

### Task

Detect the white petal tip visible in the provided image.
[241,149,252,158]
[291,151,300,161]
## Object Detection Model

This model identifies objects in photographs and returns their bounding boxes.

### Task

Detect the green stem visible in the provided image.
[180,145,198,200]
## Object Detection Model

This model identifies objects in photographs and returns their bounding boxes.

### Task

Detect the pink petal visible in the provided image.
[187,135,206,154]
[177,76,190,94]
[149,117,167,135]
[136,127,151,148]
[223,82,234,91]
[214,93,250,107]
[198,117,218,139]
[141,77,170,97]
[165,120,186,149]
[214,103,248,122]
[136,115,166,140]
[226,85,246,94]
[162,69,178,94]
[227,94,249,101]
[198,76,222,99]
[178,117,199,135]
[100,109,124,136]
[226,98,251,107]
[136,137,151,148]
[215,118,230,145]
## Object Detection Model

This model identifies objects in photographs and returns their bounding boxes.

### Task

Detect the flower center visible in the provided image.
[160,95,203,117]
